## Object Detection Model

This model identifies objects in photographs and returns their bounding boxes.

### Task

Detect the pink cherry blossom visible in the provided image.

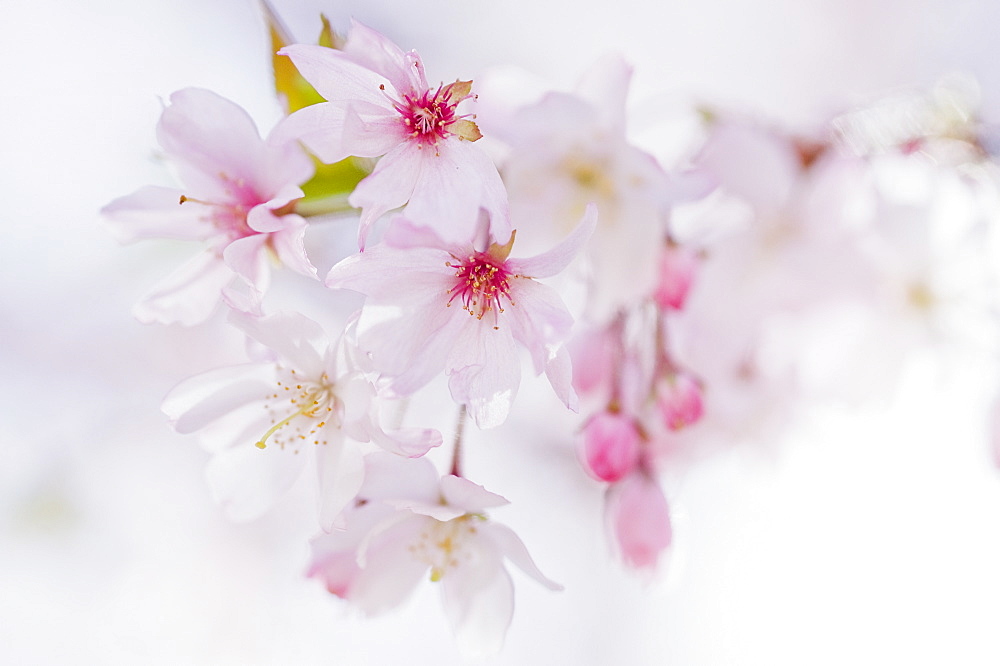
[277,20,509,247]
[308,453,561,657]
[657,372,704,431]
[161,311,440,529]
[481,54,674,321]
[102,87,317,325]
[325,206,597,428]
[579,410,641,482]
[653,241,700,310]
[606,470,672,570]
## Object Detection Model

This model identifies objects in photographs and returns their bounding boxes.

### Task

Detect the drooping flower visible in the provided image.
[605,469,672,570]
[277,20,509,247]
[308,453,561,657]
[161,311,441,529]
[579,410,641,483]
[325,206,597,428]
[102,87,318,325]
[653,241,700,311]
[480,54,678,321]
[656,371,704,431]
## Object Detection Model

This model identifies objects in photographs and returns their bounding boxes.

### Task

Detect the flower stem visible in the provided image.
[293,194,356,218]
[450,405,467,478]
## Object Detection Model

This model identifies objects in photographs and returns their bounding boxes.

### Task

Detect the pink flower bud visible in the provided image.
[658,372,704,430]
[652,243,699,311]
[606,472,672,569]
[580,411,641,482]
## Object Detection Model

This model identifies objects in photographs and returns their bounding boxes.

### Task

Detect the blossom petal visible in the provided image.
[162,363,273,435]
[573,53,632,132]
[316,437,365,532]
[342,19,415,95]
[439,475,509,513]
[481,522,563,591]
[505,278,574,372]
[222,233,271,295]
[133,249,233,325]
[342,101,408,157]
[205,441,307,522]
[441,546,512,658]
[370,426,443,458]
[366,305,466,394]
[360,453,439,505]
[269,215,319,279]
[156,88,269,202]
[101,185,213,243]
[349,141,423,248]
[326,242,452,299]
[278,44,390,107]
[350,516,428,614]
[272,101,351,164]
[273,100,403,164]
[247,184,304,233]
[508,203,597,278]
[228,310,325,374]
[544,343,578,412]
[404,139,511,246]
[447,319,521,429]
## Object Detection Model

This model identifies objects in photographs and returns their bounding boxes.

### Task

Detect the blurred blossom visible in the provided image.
[102,88,317,324]
[307,454,561,658]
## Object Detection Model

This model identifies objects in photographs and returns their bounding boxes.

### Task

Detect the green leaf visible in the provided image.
[263,1,335,113]
[297,156,372,216]
[260,4,371,213]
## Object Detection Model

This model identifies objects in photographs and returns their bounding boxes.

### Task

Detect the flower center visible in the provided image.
[256,368,339,450]
[385,80,482,147]
[402,89,458,141]
[180,174,265,242]
[446,253,516,328]
[408,515,483,582]
[179,196,255,242]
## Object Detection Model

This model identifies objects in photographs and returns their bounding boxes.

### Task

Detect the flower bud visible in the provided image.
[606,472,672,569]
[657,372,704,430]
[652,243,698,311]
[580,411,641,482]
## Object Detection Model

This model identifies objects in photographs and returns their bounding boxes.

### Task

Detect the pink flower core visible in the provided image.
[446,234,519,328]
[179,173,265,242]
[386,80,482,146]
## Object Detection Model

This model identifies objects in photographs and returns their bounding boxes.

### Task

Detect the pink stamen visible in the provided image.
[389,83,475,146]
[445,253,516,329]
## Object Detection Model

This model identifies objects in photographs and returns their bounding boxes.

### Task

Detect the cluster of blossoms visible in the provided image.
[104,9,1000,656]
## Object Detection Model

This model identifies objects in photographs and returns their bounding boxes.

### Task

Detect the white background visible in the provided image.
[4,0,1000,663]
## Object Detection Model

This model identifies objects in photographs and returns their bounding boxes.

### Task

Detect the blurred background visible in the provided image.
[4,0,1000,663]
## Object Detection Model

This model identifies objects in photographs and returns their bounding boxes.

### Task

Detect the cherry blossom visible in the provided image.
[482,54,675,321]
[653,241,700,311]
[277,20,509,247]
[579,410,641,482]
[606,469,672,570]
[326,206,597,428]
[161,311,440,528]
[102,87,317,325]
[308,453,561,657]
[656,371,704,431]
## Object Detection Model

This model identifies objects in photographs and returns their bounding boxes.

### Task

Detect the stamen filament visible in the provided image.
[256,397,323,449]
